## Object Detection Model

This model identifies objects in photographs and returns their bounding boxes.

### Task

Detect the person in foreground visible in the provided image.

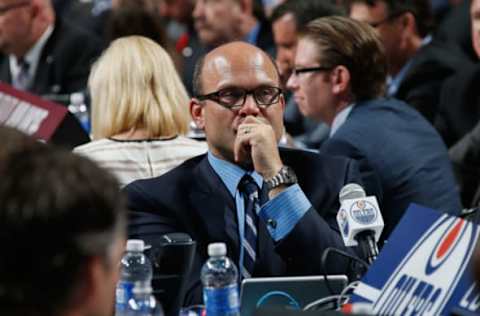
[287,16,461,242]
[125,41,366,305]
[0,127,127,316]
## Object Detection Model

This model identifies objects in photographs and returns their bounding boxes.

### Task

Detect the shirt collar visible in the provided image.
[9,25,54,79]
[245,22,260,45]
[330,104,354,137]
[207,151,263,197]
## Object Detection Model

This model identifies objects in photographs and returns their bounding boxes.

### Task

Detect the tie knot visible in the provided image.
[238,175,259,196]
[17,58,29,71]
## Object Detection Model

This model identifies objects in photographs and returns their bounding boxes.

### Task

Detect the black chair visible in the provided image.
[144,233,196,316]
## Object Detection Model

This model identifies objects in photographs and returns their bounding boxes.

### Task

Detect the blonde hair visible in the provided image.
[89,36,190,139]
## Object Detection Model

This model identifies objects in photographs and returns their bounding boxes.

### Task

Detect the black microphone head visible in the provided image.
[339,183,366,203]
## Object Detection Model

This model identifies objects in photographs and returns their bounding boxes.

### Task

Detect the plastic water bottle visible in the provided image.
[68,92,90,133]
[126,283,164,316]
[200,243,240,316]
[116,240,153,316]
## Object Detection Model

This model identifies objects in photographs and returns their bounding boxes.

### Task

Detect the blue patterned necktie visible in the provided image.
[238,174,260,279]
[15,58,30,91]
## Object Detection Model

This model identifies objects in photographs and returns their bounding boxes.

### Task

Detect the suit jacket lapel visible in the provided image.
[32,28,57,96]
[189,156,240,263]
[0,57,11,84]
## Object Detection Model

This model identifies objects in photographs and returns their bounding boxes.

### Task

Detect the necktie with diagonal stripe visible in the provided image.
[238,174,259,279]
[15,58,30,91]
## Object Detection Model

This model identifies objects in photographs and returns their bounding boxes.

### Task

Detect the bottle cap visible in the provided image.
[126,239,145,252]
[70,92,84,105]
[208,242,226,257]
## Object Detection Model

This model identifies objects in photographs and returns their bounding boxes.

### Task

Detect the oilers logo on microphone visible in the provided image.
[350,200,377,225]
[370,215,478,315]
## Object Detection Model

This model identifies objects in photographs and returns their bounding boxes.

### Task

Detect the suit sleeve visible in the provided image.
[124,181,206,306]
[262,157,368,278]
[125,181,178,239]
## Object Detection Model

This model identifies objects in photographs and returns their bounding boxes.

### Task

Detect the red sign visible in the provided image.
[0,82,68,141]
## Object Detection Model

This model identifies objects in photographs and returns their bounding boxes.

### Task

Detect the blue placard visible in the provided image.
[350,204,480,315]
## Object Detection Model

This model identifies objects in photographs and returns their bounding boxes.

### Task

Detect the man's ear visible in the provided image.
[190,99,206,130]
[330,65,351,96]
[66,257,102,312]
[399,12,417,37]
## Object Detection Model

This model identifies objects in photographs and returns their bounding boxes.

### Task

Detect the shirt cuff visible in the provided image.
[259,184,311,242]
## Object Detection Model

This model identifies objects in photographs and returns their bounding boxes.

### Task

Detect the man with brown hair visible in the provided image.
[0,126,127,316]
[287,16,461,242]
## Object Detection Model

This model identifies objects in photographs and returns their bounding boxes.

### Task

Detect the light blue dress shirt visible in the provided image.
[245,23,261,45]
[330,105,354,137]
[207,152,311,276]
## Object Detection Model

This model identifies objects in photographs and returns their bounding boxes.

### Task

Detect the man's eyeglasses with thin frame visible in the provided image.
[292,66,333,77]
[0,1,30,15]
[196,86,283,111]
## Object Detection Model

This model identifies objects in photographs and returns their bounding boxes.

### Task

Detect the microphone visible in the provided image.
[336,183,384,264]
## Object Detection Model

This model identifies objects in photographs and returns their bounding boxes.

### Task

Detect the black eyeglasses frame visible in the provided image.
[196,86,283,111]
[292,66,333,76]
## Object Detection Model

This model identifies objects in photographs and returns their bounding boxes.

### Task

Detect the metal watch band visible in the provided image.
[265,165,298,191]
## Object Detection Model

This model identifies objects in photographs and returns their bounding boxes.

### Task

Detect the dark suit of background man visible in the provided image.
[125,41,366,305]
[0,0,101,98]
[287,16,461,243]
[0,126,127,316]
[347,0,470,123]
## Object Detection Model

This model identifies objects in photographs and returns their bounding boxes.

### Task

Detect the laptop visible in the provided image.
[240,275,348,316]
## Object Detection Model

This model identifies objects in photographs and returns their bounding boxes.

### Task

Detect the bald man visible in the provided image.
[125,42,364,305]
[0,0,101,97]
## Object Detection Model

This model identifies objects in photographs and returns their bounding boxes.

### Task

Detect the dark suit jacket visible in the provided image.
[0,18,101,98]
[394,40,471,123]
[449,120,480,207]
[320,98,462,241]
[125,148,363,305]
[255,20,275,57]
[435,1,477,64]
[435,64,480,148]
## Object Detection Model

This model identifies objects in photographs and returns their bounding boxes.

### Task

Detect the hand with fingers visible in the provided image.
[234,115,283,181]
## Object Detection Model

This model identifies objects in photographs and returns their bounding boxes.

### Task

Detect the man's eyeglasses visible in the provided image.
[292,66,333,76]
[368,10,408,28]
[196,86,283,111]
[0,1,29,15]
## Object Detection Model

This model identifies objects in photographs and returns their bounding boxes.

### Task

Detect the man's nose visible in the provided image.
[286,73,298,91]
[238,94,260,116]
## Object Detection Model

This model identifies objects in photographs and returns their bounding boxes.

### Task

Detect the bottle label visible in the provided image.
[115,281,134,311]
[203,284,240,316]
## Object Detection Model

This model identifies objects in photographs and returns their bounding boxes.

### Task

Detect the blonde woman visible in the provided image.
[74,36,206,186]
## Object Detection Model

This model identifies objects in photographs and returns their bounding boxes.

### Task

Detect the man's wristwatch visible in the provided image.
[265,165,298,191]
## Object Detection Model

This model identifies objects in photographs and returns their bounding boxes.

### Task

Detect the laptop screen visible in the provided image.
[240,275,348,316]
